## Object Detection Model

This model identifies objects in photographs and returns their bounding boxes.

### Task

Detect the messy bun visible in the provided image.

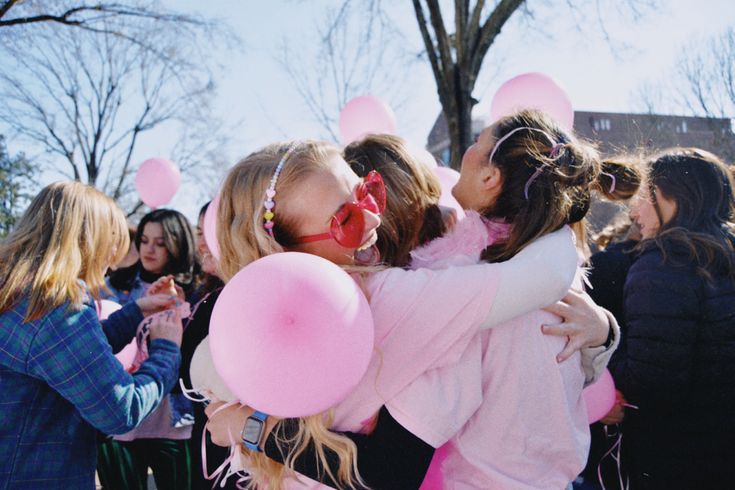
[480,109,601,262]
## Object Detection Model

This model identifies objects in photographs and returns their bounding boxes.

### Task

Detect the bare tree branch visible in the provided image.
[0,11,223,213]
[277,0,416,141]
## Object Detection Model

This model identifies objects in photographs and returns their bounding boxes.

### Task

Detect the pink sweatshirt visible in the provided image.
[391,212,590,489]
[275,219,579,489]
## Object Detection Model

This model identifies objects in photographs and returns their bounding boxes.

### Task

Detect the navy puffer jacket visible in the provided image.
[610,239,735,488]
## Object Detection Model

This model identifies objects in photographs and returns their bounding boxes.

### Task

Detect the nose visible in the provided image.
[198,239,210,255]
[629,201,639,220]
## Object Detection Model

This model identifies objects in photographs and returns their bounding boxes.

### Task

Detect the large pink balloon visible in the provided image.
[209,252,374,417]
[433,166,466,221]
[135,157,181,208]
[490,72,574,129]
[96,300,137,371]
[339,95,397,145]
[203,194,221,262]
[582,368,616,424]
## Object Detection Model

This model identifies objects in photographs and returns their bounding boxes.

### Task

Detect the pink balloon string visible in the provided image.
[178,378,210,405]
[202,400,242,484]
[596,404,637,490]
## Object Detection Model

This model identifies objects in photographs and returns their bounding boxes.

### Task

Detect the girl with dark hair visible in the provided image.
[98,208,198,490]
[609,148,735,489]
[107,209,197,303]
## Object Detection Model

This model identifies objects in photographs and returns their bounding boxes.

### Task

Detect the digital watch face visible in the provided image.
[242,418,264,445]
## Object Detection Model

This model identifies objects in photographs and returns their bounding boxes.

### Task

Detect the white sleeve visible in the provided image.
[480,226,578,329]
[580,308,621,386]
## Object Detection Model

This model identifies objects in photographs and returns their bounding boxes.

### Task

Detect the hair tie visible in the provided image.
[600,171,617,194]
[523,168,544,200]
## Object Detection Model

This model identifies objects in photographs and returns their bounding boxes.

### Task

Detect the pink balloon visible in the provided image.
[209,252,375,417]
[135,157,181,208]
[96,300,137,371]
[114,341,138,372]
[97,299,122,321]
[490,72,574,130]
[582,368,616,424]
[203,194,220,262]
[339,95,397,145]
[433,166,466,221]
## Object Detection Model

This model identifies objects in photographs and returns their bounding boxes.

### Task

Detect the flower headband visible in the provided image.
[263,144,298,236]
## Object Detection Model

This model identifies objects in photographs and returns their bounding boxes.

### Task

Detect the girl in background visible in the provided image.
[179,201,230,489]
[106,209,197,305]
[0,181,182,489]
[98,208,197,490]
[610,148,735,489]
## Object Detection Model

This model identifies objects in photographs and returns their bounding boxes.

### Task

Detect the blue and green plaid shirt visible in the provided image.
[0,295,181,489]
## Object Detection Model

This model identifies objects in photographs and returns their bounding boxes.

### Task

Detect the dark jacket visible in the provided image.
[609,240,735,488]
[581,239,638,487]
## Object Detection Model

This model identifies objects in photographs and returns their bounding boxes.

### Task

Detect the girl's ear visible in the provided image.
[481,164,503,193]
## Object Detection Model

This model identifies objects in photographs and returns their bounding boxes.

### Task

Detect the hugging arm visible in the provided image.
[265,406,434,490]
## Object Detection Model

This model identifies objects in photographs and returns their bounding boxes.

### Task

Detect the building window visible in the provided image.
[593,118,611,131]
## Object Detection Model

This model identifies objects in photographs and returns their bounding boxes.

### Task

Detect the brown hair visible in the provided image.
[344,134,446,267]
[480,109,610,262]
[639,147,735,280]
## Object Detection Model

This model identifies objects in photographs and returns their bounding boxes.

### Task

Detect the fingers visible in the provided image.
[555,335,584,363]
[542,301,572,319]
[204,400,226,418]
[540,320,580,338]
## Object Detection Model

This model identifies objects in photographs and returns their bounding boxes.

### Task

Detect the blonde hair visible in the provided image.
[217,141,366,489]
[0,181,129,321]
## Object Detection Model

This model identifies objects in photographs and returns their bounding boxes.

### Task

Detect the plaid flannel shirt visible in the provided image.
[0,295,180,489]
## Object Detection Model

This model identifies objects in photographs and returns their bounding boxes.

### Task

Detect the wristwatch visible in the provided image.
[241,410,268,452]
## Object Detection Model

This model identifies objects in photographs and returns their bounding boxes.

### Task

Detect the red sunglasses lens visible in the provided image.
[330,203,365,248]
[361,171,386,213]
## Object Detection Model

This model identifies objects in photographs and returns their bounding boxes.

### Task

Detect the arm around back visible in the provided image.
[481,226,578,329]
[28,304,181,435]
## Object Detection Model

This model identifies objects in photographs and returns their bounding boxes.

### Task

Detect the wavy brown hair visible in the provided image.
[344,134,446,267]
[638,147,735,281]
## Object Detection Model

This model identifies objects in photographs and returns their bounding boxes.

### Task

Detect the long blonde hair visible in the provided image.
[0,181,129,321]
[218,141,366,489]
